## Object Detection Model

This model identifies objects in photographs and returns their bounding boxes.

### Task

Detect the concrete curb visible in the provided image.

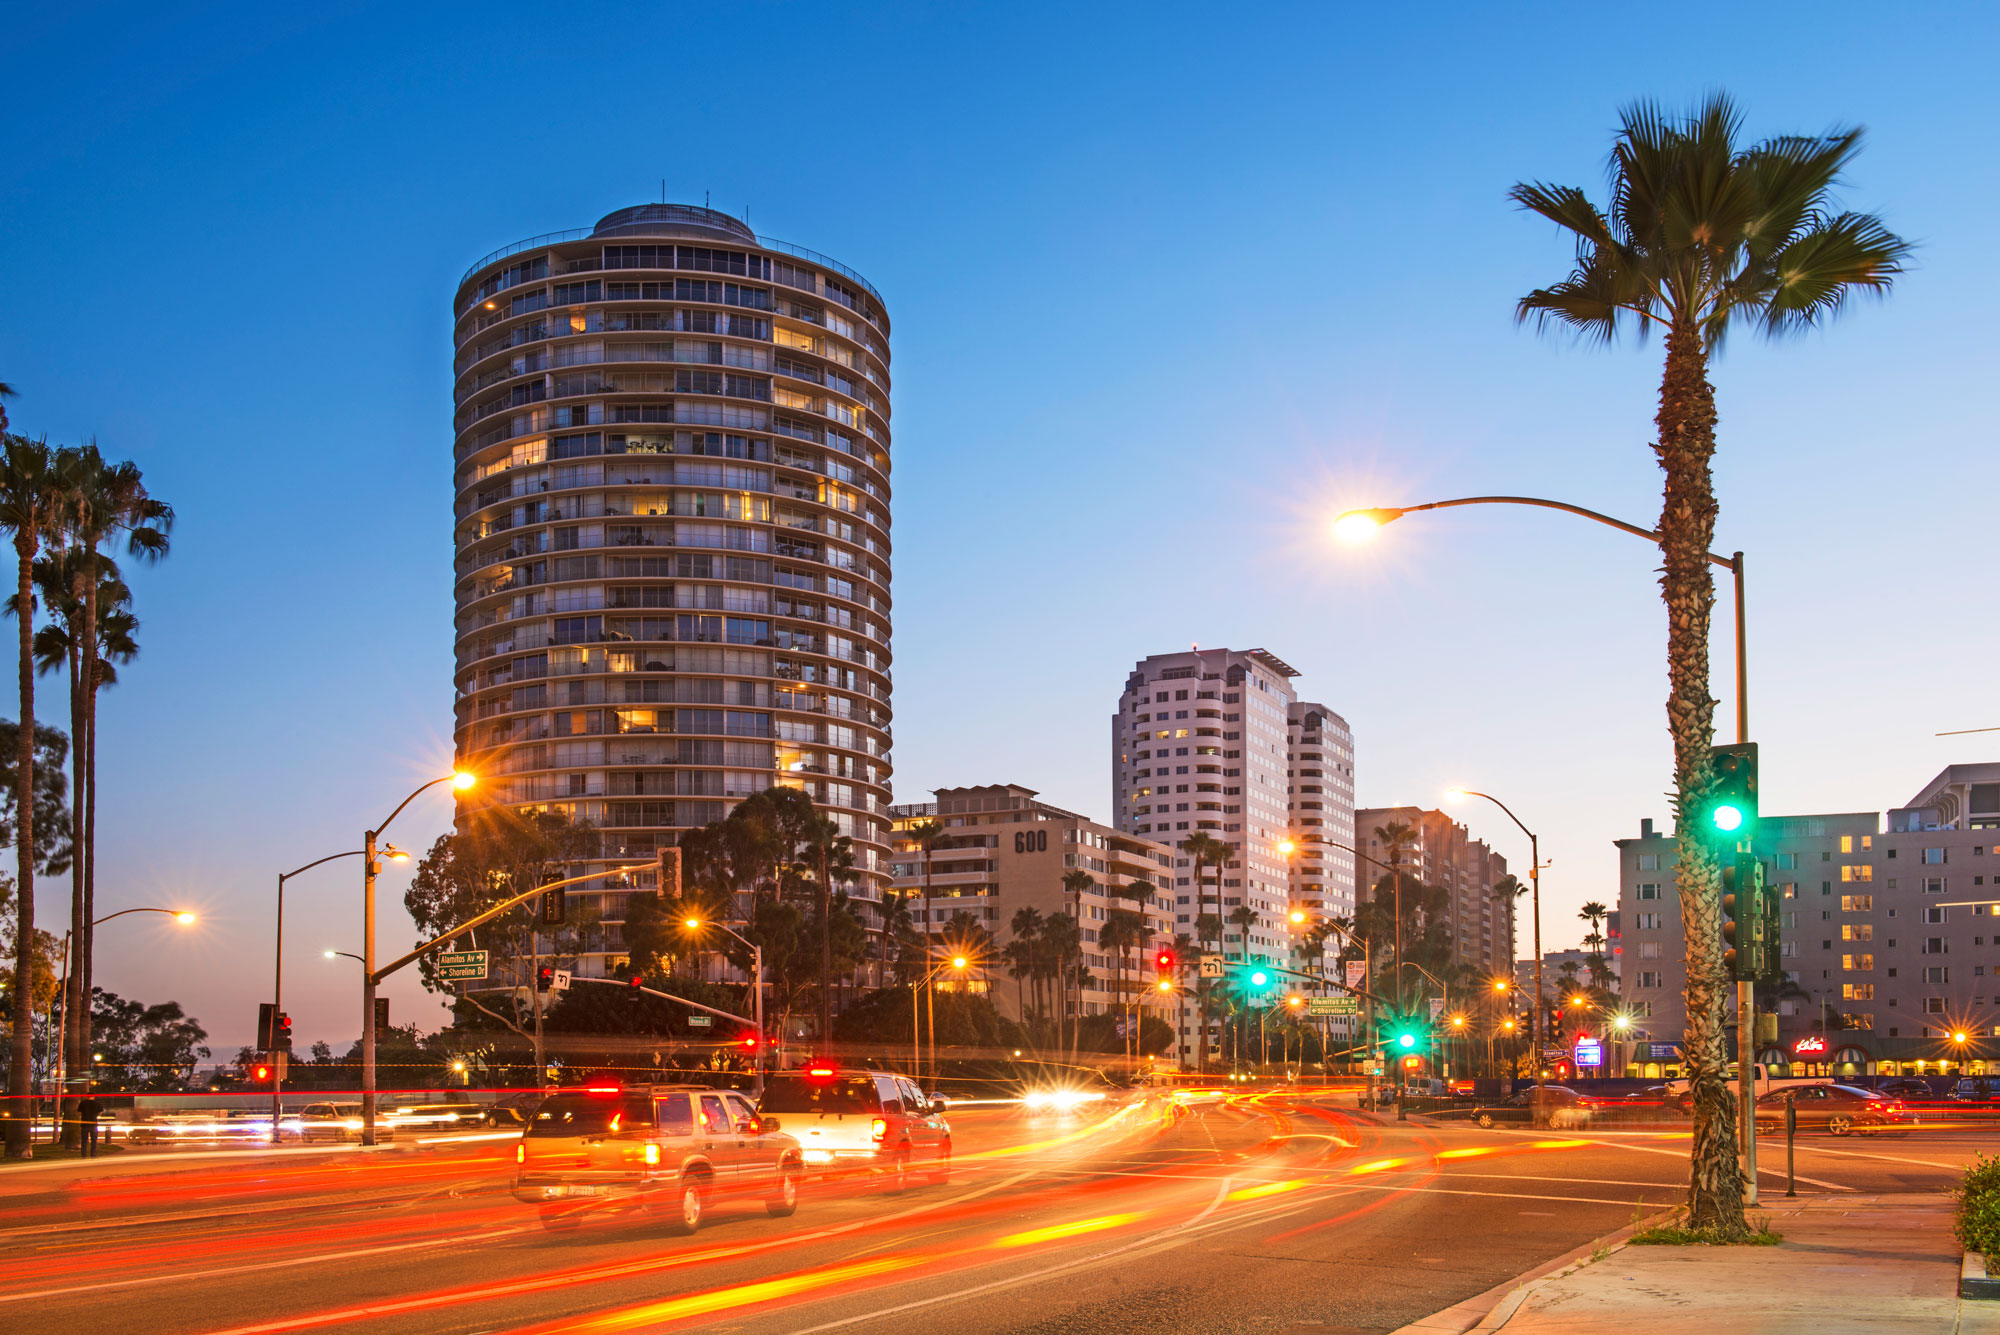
[1964,1251,2000,1300]
[1388,1207,1679,1335]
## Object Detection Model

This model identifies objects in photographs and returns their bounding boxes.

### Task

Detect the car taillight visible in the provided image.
[644,1143,661,1165]
[871,1118,887,1141]
[516,1143,525,1165]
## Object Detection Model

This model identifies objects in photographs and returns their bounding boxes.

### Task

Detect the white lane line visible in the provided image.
[1772,1143,1962,1169]
[0,1227,529,1305]
[1487,1130,1855,1192]
[1433,1172,1686,1189]
[783,1176,1240,1335]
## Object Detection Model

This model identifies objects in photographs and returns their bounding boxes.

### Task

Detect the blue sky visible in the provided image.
[5,2,1995,1049]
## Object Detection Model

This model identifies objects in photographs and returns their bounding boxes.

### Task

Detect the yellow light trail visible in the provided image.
[1228,1180,1306,1202]
[1351,1158,1408,1175]
[996,1213,1147,1248]
[520,1256,925,1334]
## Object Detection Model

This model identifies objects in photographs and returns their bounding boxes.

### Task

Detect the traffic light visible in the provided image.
[1704,742,1759,845]
[1760,875,1784,985]
[538,870,566,926]
[257,1002,279,1050]
[657,846,682,898]
[536,965,556,993]
[1722,853,1766,981]
[276,1011,293,1052]
[252,1061,273,1083]
[1154,947,1177,975]
[625,971,645,999]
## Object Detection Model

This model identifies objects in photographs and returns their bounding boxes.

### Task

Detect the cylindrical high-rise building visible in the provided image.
[451,204,893,976]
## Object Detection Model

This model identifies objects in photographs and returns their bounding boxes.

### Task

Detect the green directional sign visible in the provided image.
[437,950,489,981]
[1308,997,1358,1016]
[687,1014,714,1028]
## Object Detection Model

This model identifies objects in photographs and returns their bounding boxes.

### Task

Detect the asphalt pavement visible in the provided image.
[0,1091,1981,1335]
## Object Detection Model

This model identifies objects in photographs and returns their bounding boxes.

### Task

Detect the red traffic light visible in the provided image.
[1154,948,1177,971]
[626,973,644,990]
[536,965,555,993]
[741,1035,759,1049]
[252,1063,273,1082]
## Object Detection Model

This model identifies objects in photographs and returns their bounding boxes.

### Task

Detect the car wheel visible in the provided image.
[886,1149,912,1195]
[766,1163,801,1217]
[930,1141,952,1185]
[665,1174,707,1235]
[1476,1113,1495,1129]
[539,1205,581,1233]
[1828,1113,1853,1136]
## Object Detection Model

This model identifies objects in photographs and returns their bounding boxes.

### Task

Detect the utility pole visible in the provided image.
[361,827,379,1145]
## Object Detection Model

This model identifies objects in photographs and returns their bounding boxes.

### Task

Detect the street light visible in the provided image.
[1332,495,1748,745]
[1443,787,1545,1121]
[682,917,766,1095]
[914,952,969,1088]
[51,908,197,1134]
[324,950,364,964]
[361,772,475,1144]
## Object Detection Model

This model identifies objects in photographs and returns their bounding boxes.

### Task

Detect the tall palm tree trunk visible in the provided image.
[8,535,39,1159]
[1657,317,1741,1233]
[1193,855,1209,1074]
[78,569,100,1126]
[59,633,81,1149]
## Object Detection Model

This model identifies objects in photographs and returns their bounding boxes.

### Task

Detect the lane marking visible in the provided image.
[1487,1130,1855,1192]
[1773,1143,1962,1170]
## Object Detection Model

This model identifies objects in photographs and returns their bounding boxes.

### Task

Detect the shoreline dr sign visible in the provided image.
[1573,1038,1604,1067]
[437,950,489,982]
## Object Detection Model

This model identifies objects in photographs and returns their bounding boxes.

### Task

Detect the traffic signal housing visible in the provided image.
[1722,853,1767,981]
[1705,742,1759,845]
[538,870,566,926]
[1154,947,1177,974]
[656,846,682,898]
[536,965,556,993]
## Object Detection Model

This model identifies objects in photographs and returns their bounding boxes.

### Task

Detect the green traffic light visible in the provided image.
[1249,970,1269,987]
[1398,1032,1416,1049]
[1712,803,1744,833]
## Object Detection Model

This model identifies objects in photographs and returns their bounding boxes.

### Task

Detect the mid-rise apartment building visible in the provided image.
[887,785,1177,1023]
[1111,648,1359,1061]
[451,204,895,979]
[1355,807,1513,977]
[1617,763,2000,1078]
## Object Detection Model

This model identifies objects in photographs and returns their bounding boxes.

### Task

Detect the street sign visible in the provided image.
[1427,998,1445,1020]
[1308,997,1358,1016]
[1199,954,1225,979]
[687,1014,714,1029]
[1114,1017,1131,1038]
[551,969,572,994]
[437,950,489,981]
[1344,962,1367,989]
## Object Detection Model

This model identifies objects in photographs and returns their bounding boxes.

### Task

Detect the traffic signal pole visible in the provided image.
[1731,552,1759,1204]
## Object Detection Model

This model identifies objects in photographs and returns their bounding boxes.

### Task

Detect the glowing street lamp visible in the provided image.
[683,916,766,1095]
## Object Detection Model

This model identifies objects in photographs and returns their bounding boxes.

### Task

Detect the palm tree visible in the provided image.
[0,435,79,1158]
[1374,821,1418,1011]
[62,448,170,1094]
[906,818,943,958]
[0,384,14,435]
[1009,905,1046,1034]
[1514,95,1906,1234]
[1061,869,1095,1061]
[1179,832,1230,1071]
[800,812,853,1046]
[27,553,135,1145]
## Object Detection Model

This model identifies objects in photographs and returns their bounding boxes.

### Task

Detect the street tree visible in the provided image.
[1513,94,1907,1235]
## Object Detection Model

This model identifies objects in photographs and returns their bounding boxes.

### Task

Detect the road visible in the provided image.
[0,1090,1979,1335]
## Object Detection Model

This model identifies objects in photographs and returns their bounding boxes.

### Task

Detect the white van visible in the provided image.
[1663,1063,1819,1107]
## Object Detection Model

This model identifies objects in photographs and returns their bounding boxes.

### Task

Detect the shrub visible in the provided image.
[1955,1155,2000,1257]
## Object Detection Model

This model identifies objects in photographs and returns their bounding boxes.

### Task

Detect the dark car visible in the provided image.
[1753,1083,1907,1136]
[1468,1085,1585,1129]
[514,1084,803,1234]
[1876,1077,1938,1101]
[1950,1077,2000,1104]
[484,1091,548,1128]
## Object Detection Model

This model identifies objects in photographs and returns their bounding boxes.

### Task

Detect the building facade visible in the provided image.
[887,786,1177,1023]
[1354,807,1513,978]
[452,204,895,978]
[1110,648,1359,1061]
[1617,764,2000,1075]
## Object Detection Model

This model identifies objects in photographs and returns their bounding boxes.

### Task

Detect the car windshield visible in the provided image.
[760,1075,881,1115]
[1832,1085,1880,1100]
[525,1094,653,1138]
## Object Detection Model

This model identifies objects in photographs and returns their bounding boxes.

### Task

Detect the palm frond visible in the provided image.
[1738,128,1864,265]
[1508,181,1621,256]
[1752,209,1912,336]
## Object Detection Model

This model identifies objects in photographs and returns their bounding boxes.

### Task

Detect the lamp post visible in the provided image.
[52,908,195,1142]
[361,772,474,1145]
[682,916,765,1095]
[1443,788,1544,1123]
[913,953,967,1088]
[277,849,402,1143]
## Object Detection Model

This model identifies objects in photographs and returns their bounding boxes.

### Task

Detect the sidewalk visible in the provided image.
[1397,1193,2000,1334]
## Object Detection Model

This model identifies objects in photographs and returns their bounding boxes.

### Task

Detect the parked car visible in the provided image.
[758,1067,951,1191]
[288,1102,394,1143]
[383,1101,484,1132]
[1875,1077,1938,1101]
[1949,1077,2000,1103]
[514,1084,803,1234]
[1468,1085,1586,1129]
[484,1091,548,1128]
[1753,1083,1907,1136]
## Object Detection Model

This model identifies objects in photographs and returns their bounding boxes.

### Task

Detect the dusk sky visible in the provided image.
[4,2,1994,1051]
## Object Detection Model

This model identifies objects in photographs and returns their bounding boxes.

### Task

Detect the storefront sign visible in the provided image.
[1574,1038,1604,1067]
[1794,1035,1828,1057]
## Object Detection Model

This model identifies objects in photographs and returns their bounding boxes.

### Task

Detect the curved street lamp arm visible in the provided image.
[1396,496,1736,570]
[280,849,366,884]
[89,906,190,927]
[372,775,460,840]
[1452,789,1537,846]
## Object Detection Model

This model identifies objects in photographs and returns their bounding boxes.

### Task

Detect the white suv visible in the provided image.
[757,1067,950,1192]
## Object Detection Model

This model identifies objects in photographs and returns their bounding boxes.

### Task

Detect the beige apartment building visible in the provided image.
[888,785,1178,1024]
[1354,807,1513,978]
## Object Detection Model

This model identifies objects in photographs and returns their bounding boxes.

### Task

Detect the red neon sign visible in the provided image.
[1794,1036,1828,1056]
